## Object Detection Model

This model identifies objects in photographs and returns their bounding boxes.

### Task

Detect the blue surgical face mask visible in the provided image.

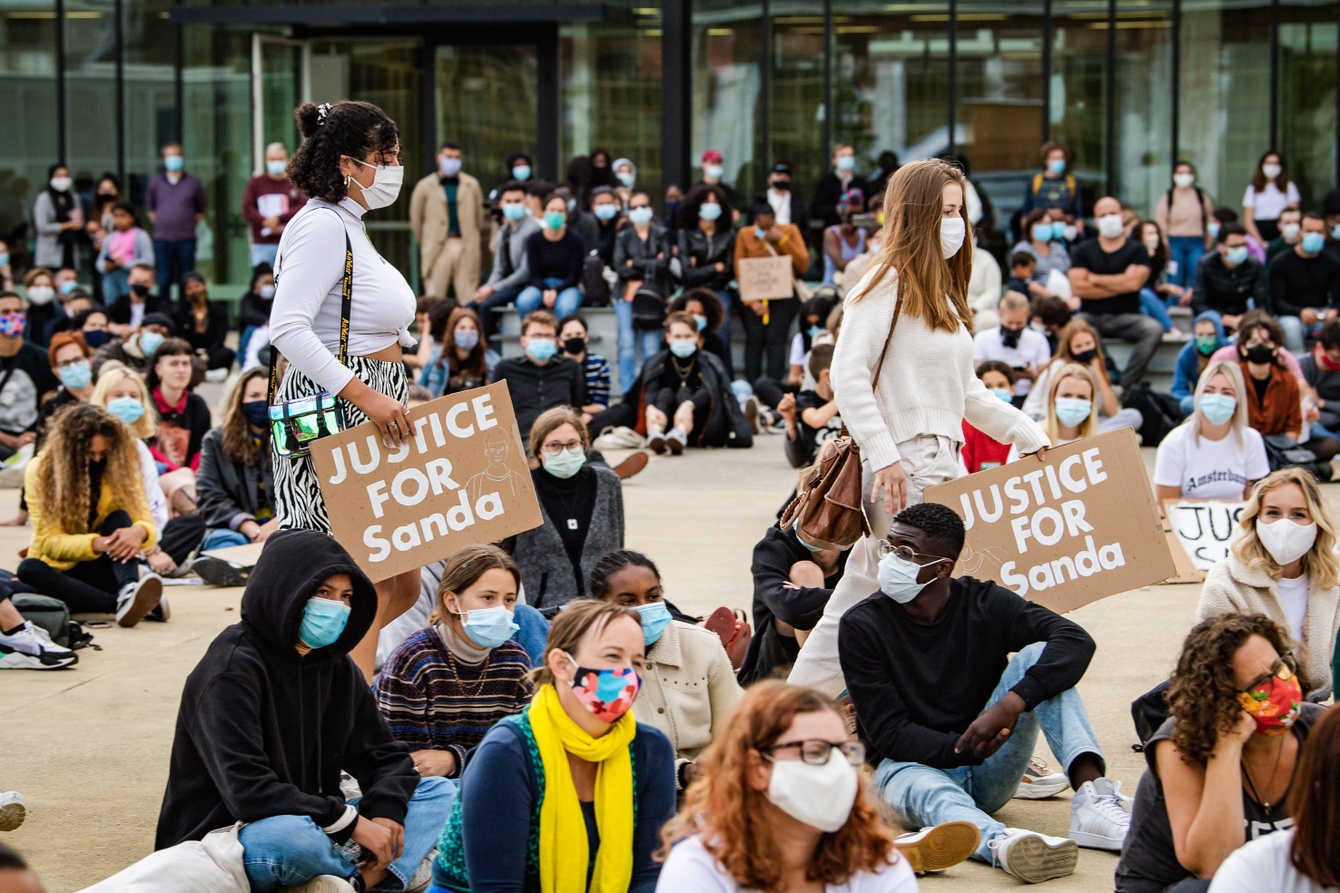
[1302,232,1326,254]
[0,254,9,267]
[693,314,708,332]
[808,325,825,339]
[266,160,287,177]
[440,156,462,177]
[991,387,1013,403]
[1032,223,1054,242]
[835,155,856,172]
[259,285,276,300]
[1199,392,1237,426]
[1051,221,1067,241]
[164,155,184,173]
[1048,158,1066,175]
[543,211,567,231]
[138,331,165,358]
[512,164,532,182]
[542,445,586,479]
[298,596,351,650]
[106,396,145,425]
[628,206,654,227]
[617,171,636,188]
[1331,224,1340,241]
[457,604,519,649]
[58,360,91,391]
[635,601,673,647]
[669,338,698,359]
[1054,397,1093,428]
[60,280,78,296]
[502,202,526,222]
[527,337,557,363]
[1207,222,1221,239]
[594,204,618,221]
[454,329,480,351]
[699,202,722,222]
[795,526,824,553]
[1225,245,1249,266]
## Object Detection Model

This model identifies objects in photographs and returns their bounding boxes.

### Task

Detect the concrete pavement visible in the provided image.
[4,434,1224,891]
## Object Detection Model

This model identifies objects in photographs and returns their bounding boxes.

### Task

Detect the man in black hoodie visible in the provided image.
[156,530,453,892]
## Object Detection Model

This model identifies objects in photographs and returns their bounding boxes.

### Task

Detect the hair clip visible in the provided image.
[316,103,332,127]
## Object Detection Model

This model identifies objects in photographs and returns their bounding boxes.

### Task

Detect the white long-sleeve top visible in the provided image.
[270,197,416,395]
[831,266,1050,471]
[136,440,169,530]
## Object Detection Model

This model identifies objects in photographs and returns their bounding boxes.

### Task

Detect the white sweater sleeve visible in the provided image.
[137,441,169,530]
[963,372,1050,454]
[269,209,356,396]
[830,275,903,470]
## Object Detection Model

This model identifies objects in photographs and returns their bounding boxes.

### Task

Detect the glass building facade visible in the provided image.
[6,0,1337,287]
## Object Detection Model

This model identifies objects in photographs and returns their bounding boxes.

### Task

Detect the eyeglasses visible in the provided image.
[875,540,947,565]
[761,739,865,767]
[54,356,88,370]
[540,441,583,457]
[1241,652,1296,694]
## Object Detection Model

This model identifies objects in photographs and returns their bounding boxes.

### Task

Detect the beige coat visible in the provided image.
[1197,552,1339,696]
[633,620,743,771]
[409,171,485,298]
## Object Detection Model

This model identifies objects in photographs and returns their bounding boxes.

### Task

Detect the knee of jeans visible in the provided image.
[413,775,455,805]
[240,814,322,851]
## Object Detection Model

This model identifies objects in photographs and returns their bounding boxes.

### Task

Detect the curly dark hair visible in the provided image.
[669,287,725,334]
[891,502,966,558]
[288,101,400,204]
[677,183,733,230]
[1167,613,1308,766]
[588,550,661,600]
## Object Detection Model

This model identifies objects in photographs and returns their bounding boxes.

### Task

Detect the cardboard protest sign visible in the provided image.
[924,428,1176,613]
[736,255,795,302]
[1163,499,1246,578]
[309,383,542,582]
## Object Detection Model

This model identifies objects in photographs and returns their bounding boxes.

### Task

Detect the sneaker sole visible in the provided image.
[118,576,163,628]
[896,820,980,873]
[1001,835,1078,883]
[648,434,667,454]
[192,557,250,588]
[612,451,648,480]
[1069,828,1127,851]
[668,437,685,456]
[0,648,77,670]
[1014,778,1070,800]
[0,801,25,831]
[291,877,355,893]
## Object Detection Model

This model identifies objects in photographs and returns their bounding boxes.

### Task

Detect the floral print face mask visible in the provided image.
[565,654,640,723]
[1237,659,1303,736]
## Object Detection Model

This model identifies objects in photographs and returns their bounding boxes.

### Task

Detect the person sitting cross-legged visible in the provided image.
[839,502,1131,884]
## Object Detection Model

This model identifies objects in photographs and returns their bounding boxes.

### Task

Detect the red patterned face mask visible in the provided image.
[1237,662,1303,736]
[566,654,641,723]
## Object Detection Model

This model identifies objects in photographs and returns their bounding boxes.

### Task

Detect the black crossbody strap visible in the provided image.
[268,208,355,405]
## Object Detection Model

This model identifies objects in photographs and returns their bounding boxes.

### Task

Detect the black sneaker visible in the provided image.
[191,555,251,588]
[116,574,164,628]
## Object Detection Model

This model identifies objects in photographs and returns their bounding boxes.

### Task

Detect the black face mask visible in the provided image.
[1001,327,1023,349]
[1245,344,1275,365]
[771,179,790,190]
[562,337,586,355]
[129,284,150,298]
[1071,347,1098,365]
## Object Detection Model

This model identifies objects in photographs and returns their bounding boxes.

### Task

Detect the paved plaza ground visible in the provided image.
[3,430,1253,891]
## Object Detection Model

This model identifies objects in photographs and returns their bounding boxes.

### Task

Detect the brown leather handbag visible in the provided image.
[780,296,900,550]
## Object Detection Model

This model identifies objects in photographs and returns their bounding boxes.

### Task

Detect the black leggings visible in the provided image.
[736,294,799,383]
[650,385,710,427]
[17,510,144,614]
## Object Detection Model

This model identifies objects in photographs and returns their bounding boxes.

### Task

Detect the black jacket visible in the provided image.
[155,530,416,848]
[631,348,751,449]
[495,354,587,442]
[238,291,273,329]
[739,524,849,684]
[174,301,232,355]
[677,227,736,291]
[749,189,807,231]
[196,427,274,534]
[108,292,167,327]
[811,172,872,232]
[614,224,673,295]
[1190,253,1263,317]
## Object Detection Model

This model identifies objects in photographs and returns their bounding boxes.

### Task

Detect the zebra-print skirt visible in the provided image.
[272,355,409,534]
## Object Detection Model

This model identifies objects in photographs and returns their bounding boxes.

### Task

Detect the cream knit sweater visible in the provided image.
[831,266,1050,471]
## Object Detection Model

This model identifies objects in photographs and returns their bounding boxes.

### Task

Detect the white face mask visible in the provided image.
[50,177,72,193]
[1096,214,1125,240]
[1143,236,1161,253]
[1281,223,1301,241]
[1256,518,1318,566]
[766,750,858,833]
[940,217,966,259]
[348,159,404,210]
[1262,163,1282,181]
[1173,173,1195,189]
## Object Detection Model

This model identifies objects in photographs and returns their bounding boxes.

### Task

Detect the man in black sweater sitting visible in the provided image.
[1270,210,1340,355]
[838,503,1130,884]
[494,309,586,442]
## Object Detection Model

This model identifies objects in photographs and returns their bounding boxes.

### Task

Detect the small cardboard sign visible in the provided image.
[309,383,543,582]
[924,428,1176,613]
[736,255,795,302]
[202,542,265,566]
[1163,499,1246,580]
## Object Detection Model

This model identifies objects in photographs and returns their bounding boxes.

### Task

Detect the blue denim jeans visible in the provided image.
[1167,236,1206,289]
[200,528,252,552]
[154,238,196,309]
[101,268,130,304]
[241,776,455,892]
[1279,315,1325,356]
[873,643,1104,862]
[510,603,550,666]
[250,242,279,270]
[1140,288,1175,332]
[612,298,666,392]
[516,278,583,320]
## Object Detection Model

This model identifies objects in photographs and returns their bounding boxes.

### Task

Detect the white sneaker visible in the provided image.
[0,791,26,831]
[291,878,355,893]
[988,828,1078,883]
[0,622,77,669]
[116,573,164,628]
[1069,778,1132,851]
[893,821,979,874]
[1013,756,1069,800]
[204,367,229,382]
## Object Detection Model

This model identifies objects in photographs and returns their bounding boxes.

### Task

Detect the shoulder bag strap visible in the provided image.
[870,280,902,383]
[268,209,354,405]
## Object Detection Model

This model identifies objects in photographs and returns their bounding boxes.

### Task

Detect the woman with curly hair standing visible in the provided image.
[269,100,418,680]
[1115,614,1325,893]
[17,402,164,626]
[656,681,917,891]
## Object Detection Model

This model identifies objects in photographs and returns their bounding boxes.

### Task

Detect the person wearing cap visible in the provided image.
[92,311,198,386]
[693,150,739,223]
[811,143,872,235]
[750,161,806,230]
[612,157,637,204]
[486,152,534,221]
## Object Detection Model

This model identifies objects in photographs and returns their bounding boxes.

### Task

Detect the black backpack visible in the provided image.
[1130,679,1170,751]
[631,284,667,330]
[580,254,611,307]
[1122,382,1181,446]
[12,593,96,650]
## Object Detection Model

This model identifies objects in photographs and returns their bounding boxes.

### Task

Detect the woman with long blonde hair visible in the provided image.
[16,403,165,626]
[788,158,1048,697]
[1198,468,1340,698]
[656,681,919,892]
[1007,363,1098,462]
[1154,361,1268,501]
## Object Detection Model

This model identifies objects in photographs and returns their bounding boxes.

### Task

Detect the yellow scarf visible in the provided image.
[529,683,637,893]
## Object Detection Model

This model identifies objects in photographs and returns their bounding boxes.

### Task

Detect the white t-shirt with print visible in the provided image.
[657,836,918,893]
[1208,829,1327,893]
[972,326,1051,397]
[1153,423,1270,500]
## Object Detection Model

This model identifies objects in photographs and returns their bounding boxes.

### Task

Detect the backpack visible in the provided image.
[580,254,611,307]
[630,284,667,330]
[1122,382,1181,446]
[1031,172,1078,204]
[1164,187,1208,234]
[12,593,95,650]
[1130,679,1170,750]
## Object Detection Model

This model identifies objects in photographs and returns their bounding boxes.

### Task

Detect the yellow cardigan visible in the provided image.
[24,452,158,571]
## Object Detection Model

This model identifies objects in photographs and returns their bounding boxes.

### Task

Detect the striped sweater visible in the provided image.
[582,352,612,408]
[375,627,534,776]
